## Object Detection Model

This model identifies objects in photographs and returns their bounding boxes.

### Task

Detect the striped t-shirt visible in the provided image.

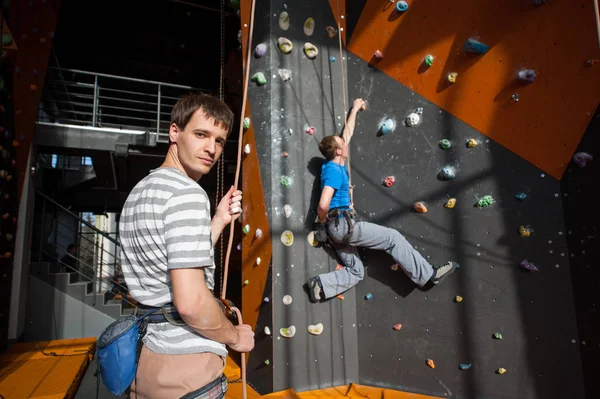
[119,167,226,357]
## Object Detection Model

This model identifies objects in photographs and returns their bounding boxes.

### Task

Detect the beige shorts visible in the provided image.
[129,345,225,399]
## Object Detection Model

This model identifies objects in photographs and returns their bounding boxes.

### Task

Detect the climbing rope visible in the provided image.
[217,0,226,298]
[335,0,352,205]
[219,1,257,399]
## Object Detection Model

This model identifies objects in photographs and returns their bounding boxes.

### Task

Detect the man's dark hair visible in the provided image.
[171,92,234,134]
[67,244,77,252]
[319,135,340,160]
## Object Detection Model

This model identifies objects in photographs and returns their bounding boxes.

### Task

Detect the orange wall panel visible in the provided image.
[347,0,600,179]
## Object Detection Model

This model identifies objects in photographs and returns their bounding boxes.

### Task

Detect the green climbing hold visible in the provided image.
[1,34,12,46]
[229,0,240,10]
[493,332,503,340]
[244,279,249,285]
[243,224,250,234]
[251,72,267,86]
[439,139,451,150]
[243,117,250,130]
[280,176,292,187]
[476,195,495,208]
[264,359,270,365]
[5,233,13,242]
[425,54,434,66]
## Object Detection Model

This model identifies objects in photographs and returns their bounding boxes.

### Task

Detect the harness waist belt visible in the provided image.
[136,303,184,325]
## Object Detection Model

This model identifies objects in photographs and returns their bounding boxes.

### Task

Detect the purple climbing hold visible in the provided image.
[573,152,593,168]
[517,69,536,82]
[520,259,539,272]
[255,43,267,58]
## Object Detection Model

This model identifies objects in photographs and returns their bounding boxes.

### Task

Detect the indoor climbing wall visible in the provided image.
[244,0,593,397]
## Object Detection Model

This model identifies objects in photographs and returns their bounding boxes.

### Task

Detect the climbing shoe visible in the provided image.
[307,276,323,303]
[431,261,458,285]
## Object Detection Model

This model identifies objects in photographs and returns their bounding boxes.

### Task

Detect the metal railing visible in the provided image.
[38,66,206,143]
[33,190,134,308]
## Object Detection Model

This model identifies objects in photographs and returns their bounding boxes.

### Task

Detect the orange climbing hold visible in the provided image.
[426,359,435,369]
[336,264,343,270]
[337,294,344,300]
[414,202,427,213]
[393,324,402,331]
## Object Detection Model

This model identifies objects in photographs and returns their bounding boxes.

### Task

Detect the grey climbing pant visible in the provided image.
[318,215,435,299]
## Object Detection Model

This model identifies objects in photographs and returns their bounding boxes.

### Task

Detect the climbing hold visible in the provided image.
[336,264,343,270]
[440,166,456,180]
[243,224,250,234]
[515,192,527,200]
[439,139,451,150]
[519,225,532,237]
[464,38,489,54]
[280,326,296,338]
[517,69,537,82]
[337,294,344,300]
[476,195,495,208]
[243,117,250,130]
[256,257,261,266]
[281,176,292,187]
[307,231,318,247]
[251,72,267,86]
[329,56,336,62]
[1,34,12,46]
[264,297,270,303]
[33,69,39,76]
[30,84,38,91]
[447,72,458,83]
[282,295,293,305]
[393,324,402,331]
[379,118,396,135]
[406,108,423,127]
[244,144,251,154]
[466,138,478,148]
[254,43,267,58]
[391,263,399,271]
[512,93,520,102]
[283,204,292,217]
[40,37,47,44]
[573,152,593,168]
[426,359,435,369]
[496,367,507,375]
[493,332,503,340]
[281,230,294,246]
[243,279,249,285]
[414,201,428,213]
[585,59,599,66]
[365,293,373,300]
[533,0,547,6]
[229,0,240,9]
[279,11,290,31]
[520,259,538,272]
[384,176,396,187]
[303,17,315,36]
[374,50,384,60]
[459,363,472,370]
[424,54,434,67]
[282,151,289,158]
[303,42,319,59]
[278,37,293,54]
[277,68,292,82]
[396,1,408,12]
[264,326,271,335]
[445,198,456,209]
[308,323,324,335]
[4,234,11,242]
[305,125,315,135]
[325,26,336,38]
[455,295,463,303]
[255,228,262,239]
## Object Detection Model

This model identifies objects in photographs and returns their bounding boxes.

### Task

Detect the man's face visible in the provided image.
[170,108,228,180]
[335,136,348,159]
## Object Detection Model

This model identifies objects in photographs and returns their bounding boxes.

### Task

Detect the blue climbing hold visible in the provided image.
[515,192,527,201]
[329,56,336,62]
[440,165,456,180]
[464,38,488,54]
[365,293,373,300]
[396,1,408,12]
[380,118,396,135]
[459,363,472,370]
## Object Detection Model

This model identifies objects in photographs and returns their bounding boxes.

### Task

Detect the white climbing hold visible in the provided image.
[303,17,315,36]
[303,42,319,59]
[282,295,293,305]
[278,68,292,82]
[308,323,324,335]
[244,144,251,154]
[264,326,271,335]
[256,257,261,266]
[280,325,296,338]
[279,11,290,31]
[307,231,318,247]
[281,230,294,246]
[255,228,263,238]
[283,204,292,218]
[278,37,293,54]
[406,107,423,127]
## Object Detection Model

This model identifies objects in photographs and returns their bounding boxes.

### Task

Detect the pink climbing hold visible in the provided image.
[573,152,593,168]
[393,324,402,331]
[520,259,539,272]
[374,50,383,60]
[384,176,396,187]
[306,126,315,135]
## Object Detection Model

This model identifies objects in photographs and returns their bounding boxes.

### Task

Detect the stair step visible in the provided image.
[105,299,122,307]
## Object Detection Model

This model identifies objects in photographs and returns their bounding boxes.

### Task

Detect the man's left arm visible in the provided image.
[211,186,242,246]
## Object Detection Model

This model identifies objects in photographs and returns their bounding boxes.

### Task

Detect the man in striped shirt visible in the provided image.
[119,93,254,398]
